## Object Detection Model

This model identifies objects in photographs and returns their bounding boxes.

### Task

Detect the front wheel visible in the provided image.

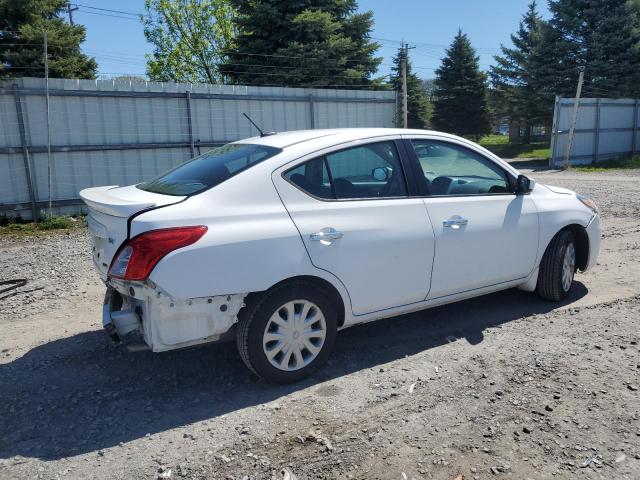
[537,230,576,301]
[236,283,337,383]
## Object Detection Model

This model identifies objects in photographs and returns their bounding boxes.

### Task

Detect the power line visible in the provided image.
[75,9,140,21]
[0,43,45,47]
[73,3,140,17]
[0,65,46,70]
[372,36,501,53]
[83,48,440,72]
[90,45,436,70]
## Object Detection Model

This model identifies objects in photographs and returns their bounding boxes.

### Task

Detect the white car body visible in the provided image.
[80,128,601,356]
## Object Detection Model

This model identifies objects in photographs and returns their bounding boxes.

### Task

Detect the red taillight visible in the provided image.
[109,226,207,281]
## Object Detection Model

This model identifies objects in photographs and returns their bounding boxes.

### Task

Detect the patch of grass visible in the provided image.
[39,214,74,230]
[573,156,640,172]
[0,214,82,236]
[477,134,509,146]
[478,135,550,160]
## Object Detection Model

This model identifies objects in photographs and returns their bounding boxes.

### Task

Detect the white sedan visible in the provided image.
[80,128,601,383]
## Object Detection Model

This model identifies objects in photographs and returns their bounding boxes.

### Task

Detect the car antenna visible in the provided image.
[242,112,276,137]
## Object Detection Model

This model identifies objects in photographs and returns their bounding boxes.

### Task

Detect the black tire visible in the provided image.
[536,229,576,301]
[236,282,338,383]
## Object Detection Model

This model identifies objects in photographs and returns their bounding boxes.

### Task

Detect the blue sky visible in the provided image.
[74,0,550,81]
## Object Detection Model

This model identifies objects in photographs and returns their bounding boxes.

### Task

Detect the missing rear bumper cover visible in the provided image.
[102,287,141,343]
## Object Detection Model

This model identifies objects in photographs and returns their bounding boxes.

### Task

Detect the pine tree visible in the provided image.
[390,46,431,129]
[540,0,640,99]
[432,30,491,138]
[0,0,97,79]
[221,0,382,88]
[490,1,548,143]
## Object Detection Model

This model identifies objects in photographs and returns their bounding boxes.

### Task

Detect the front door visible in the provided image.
[407,138,539,299]
[273,140,435,315]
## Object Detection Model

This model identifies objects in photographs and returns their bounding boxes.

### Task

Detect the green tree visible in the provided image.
[0,0,97,79]
[540,0,640,99]
[432,30,491,138]
[143,0,235,83]
[221,0,382,87]
[490,1,548,143]
[390,46,431,128]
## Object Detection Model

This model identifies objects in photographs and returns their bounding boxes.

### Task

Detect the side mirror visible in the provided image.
[372,166,390,182]
[515,174,531,195]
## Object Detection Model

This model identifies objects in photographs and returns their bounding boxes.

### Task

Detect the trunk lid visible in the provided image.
[80,185,185,278]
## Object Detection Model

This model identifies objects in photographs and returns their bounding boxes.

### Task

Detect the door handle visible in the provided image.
[310,228,344,243]
[443,217,468,229]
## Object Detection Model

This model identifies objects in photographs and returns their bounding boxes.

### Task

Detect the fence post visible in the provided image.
[308,94,315,129]
[564,68,585,170]
[44,31,52,214]
[632,99,639,157]
[593,98,601,164]
[12,84,38,220]
[549,96,561,168]
[185,90,195,158]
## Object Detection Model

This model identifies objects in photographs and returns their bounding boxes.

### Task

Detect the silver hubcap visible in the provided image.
[562,242,576,292]
[263,300,327,372]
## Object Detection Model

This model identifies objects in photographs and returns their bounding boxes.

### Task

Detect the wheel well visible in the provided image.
[248,276,346,327]
[560,224,589,271]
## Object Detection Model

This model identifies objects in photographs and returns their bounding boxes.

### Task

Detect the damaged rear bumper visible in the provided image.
[102,287,141,343]
[101,280,247,352]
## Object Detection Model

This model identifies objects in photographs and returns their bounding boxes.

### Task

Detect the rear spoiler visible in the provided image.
[80,186,155,217]
[80,185,184,218]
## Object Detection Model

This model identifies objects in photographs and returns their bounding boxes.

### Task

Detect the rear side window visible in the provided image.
[285,141,408,200]
[138,143,281,196]
[285,158,333,199]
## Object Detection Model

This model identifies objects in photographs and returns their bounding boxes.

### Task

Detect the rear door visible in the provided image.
[404,137,539,299]
[273,138,435,316]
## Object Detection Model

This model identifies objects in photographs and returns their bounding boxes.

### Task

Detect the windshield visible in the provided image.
[138,143,281,196]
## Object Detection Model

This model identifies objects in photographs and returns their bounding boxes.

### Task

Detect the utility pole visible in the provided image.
[66,2,78,25]
[400,42,408,128]
[563,67,585,170]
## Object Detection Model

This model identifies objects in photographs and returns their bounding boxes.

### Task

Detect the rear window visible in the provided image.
[138,143,281,196]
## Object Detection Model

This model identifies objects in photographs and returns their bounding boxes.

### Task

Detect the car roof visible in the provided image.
[233,128,520,178]
[235,128,464,149]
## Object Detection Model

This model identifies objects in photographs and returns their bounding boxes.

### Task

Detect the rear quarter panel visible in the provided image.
[130,161,352,312]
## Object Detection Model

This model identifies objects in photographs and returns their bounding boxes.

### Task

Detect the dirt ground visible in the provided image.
[1,168,639,480]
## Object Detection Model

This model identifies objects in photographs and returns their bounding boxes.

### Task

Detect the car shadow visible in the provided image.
[0,283,588,460]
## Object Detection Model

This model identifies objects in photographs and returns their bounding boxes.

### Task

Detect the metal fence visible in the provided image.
[0,77,397,219]
[549,96,640,167]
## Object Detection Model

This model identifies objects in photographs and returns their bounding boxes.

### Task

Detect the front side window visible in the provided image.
[285,141,408,200]
[411,140,511,196]
[138,143,281,196]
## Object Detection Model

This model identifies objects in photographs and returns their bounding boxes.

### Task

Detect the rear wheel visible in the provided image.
[537,230,576,301]
[236,283,337,383]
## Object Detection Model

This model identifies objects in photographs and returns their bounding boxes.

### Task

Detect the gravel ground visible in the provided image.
[0,230,100,322]
[0,168,639,480]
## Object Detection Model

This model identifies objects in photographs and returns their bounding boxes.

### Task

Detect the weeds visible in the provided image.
[573,156,640,172]
[0,213,83,236]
